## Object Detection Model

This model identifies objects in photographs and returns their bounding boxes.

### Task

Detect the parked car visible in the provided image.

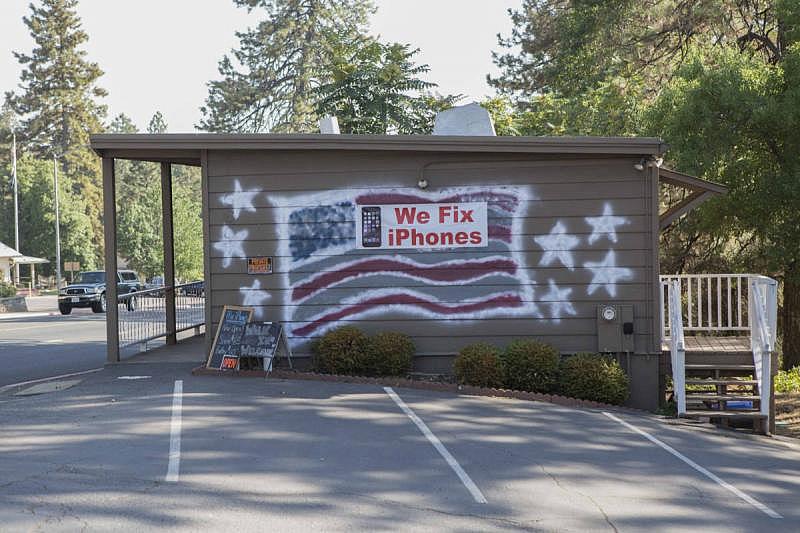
[145,276,165,296]
[57,270,143,315]
[182,280,204,297]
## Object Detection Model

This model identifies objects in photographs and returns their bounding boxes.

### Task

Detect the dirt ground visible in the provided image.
[776,393,800,439]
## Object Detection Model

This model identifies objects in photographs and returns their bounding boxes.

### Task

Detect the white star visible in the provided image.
[584,250,633,297]
[240,278,271,318]
[585,203,628,244]
[213,226,248,268]
[221,179,259,220]
[534,221,580,270]
[541,279,576,322]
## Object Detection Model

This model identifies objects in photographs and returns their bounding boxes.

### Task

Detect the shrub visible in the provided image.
[312,326,370,375]
[558,353,630,405]
[776,367,800,394]
[454,342,504,387]
[366,331,415,376]
[502,339,560,393]
[0,282,16,298]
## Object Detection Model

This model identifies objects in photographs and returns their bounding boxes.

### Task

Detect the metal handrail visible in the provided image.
[118,282,204,348]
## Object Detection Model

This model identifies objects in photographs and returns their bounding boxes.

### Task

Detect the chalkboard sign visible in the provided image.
[206,306,253,369]
[239,322,292,371]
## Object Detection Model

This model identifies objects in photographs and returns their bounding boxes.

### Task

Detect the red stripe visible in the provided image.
[292,257,518,301]
[356,192,519,212]
[292,292,524,336]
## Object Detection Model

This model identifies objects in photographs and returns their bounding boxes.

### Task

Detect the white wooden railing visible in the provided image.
[660,274,754,338]
[665,279,687,415]
[749,276,778,418]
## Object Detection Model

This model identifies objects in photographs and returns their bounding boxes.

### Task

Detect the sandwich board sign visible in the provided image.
[206,306,253,370]
[240,322,293,371]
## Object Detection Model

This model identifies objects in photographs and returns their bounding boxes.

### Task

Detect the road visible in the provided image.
[0,310,107,387]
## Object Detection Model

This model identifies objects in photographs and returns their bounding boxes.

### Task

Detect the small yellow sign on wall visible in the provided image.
[247,257,272,275]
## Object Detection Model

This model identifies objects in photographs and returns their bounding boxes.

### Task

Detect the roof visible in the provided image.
[0,241,22,259]
[13,255,49,265]
[90,134,668,166]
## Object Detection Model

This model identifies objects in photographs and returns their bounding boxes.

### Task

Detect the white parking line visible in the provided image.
[384,387,487,504]
[0,367,103,393]
[166,380,183,482]
[603,412,782,519]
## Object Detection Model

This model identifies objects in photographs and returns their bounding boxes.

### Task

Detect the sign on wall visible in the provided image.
[356,202,488,249]
[247,256,273,274]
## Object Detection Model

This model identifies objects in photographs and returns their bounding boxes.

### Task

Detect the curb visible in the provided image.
[0,311,58,320]
[191,365,643,413]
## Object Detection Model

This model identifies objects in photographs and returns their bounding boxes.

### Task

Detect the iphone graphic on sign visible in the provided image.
[361,206,382,247]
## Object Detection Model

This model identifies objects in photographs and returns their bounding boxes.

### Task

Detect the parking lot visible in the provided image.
[1,360,800,532]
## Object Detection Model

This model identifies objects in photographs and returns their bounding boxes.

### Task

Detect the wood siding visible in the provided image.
[205,150,660,356]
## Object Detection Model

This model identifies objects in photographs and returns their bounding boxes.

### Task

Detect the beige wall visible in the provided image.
[205,150,660,357]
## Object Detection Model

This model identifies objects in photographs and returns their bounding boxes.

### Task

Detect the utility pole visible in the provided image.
[12,131,19,286]
[53,153,61,291]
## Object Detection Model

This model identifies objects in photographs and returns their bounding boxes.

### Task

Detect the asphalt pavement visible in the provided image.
[0,309,107,387]
[1,359,799,532]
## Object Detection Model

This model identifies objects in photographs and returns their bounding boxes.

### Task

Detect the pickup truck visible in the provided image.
[57,270,143,315]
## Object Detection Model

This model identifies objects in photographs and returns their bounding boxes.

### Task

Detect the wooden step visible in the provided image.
[683,410,766,419]
[685,364,754,371]
[685,379,758,386]
[685,394,759,401]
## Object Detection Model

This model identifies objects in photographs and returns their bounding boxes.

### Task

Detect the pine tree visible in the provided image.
[5,0,107,264]
[199,0,374,133]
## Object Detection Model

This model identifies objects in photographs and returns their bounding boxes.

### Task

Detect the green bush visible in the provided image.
[454,342,505,387]
[502,339,560,393]
[366,331,415,376]
[0,282,16,298]
[312,326,370,375]
[558,353,630,405]
[776,367,800,393]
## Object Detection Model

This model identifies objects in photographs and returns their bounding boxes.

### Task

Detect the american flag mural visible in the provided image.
[272,187,538,342]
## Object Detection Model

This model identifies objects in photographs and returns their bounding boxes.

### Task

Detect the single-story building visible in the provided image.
[90,133,726,410]
[0,241,49,286]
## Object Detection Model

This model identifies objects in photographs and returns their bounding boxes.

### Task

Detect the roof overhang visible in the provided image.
[90,133,668,166]
[659,167,728,230]
[12,256,49,265]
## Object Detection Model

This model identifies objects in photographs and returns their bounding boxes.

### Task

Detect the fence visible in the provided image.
[118,282,204,349]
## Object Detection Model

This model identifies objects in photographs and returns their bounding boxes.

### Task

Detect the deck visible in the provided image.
[661,335,751,354]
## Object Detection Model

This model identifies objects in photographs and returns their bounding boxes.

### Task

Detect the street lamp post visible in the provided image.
[53,153,61,291]
[12,131,20,286]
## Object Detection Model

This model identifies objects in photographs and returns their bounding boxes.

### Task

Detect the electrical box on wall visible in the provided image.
[596,304,634,353]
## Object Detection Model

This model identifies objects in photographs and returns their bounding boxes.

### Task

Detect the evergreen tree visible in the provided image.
[199,0,374,133]
[314,40,460,134]
[5,0,107,265]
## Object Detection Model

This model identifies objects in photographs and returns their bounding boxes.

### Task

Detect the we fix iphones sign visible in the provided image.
[356,202,489,249]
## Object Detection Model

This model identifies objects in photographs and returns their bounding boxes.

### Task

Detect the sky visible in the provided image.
[0,0,522,132]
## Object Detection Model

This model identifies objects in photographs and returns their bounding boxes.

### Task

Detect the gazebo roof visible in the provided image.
[0,241,22,259]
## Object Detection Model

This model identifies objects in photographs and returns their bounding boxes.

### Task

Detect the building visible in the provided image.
[0,241,48,286]
[90,134,730,410]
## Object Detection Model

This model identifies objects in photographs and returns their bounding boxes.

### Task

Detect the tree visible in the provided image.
[649,44,800,368]
[5,0,107,265]
[315,40,460,134]
[199,0,374,133]
[489,0,785,100]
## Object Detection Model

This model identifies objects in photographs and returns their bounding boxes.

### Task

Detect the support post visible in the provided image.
[201,150,212,355]
[103,157,119,363]
[161,162,177,345]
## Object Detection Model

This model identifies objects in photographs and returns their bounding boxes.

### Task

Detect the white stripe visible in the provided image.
[603,412,782,519]
[0,367,103,393]
[166,380,183,482]
[384,387,486,504]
